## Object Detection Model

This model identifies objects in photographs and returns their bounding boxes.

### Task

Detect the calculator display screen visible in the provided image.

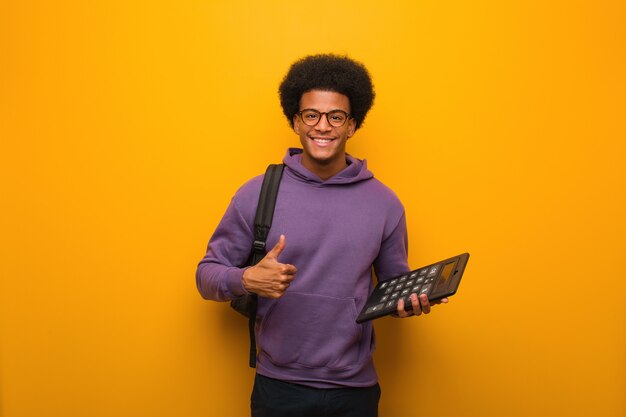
[434,261,456,292]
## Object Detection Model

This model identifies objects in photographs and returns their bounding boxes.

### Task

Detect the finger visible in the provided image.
[419,293,431,314]
[280,274,296,285]
[396,298,410,318]
[410,293,422,316]
[281,263,297,275]
[266,234,286,260]
[269,282,290,297]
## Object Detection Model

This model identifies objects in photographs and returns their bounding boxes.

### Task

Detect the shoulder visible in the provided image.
[235,174,264,196]
[360,178,406,234]
[232,174,264,212]
[363,177,404,210]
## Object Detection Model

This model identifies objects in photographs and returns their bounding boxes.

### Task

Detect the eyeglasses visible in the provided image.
[297,109,351,127]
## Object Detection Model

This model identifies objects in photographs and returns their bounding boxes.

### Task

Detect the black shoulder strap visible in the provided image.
[251,164,285,264]
[248,163,284,368]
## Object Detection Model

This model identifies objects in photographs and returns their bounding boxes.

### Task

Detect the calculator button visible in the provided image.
[379,282,388,289]
[419,268,428,276]
[410,272,419,279]
[395,285,404,292]
[384,286,394,294]
[420,284,432,295]
[390,292,400,299]
[401,288,410,296]
[385,300,397,309]
[416,276,425,284]
[381,295,389,302]
[406,279,414,287]
[389,279,398,286]
[365,303,385,314]
[427,265,440,277]
[412,285,421,293]
[399,275,407,282]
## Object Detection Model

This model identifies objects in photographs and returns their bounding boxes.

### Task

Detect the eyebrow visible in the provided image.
[299,108,350,113]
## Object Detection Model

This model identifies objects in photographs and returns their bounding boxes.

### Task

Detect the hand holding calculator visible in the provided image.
[356,253,470,323]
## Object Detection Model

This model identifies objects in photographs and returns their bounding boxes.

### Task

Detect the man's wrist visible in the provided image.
[241,266,253,293]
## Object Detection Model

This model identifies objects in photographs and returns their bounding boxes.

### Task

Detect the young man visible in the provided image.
[196,54,446,417]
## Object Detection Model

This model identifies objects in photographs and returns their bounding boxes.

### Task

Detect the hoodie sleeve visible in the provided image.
[373,211,410,281]
[195,196,256,301]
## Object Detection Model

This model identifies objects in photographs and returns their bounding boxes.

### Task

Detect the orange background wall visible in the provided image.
[1,1,625,416]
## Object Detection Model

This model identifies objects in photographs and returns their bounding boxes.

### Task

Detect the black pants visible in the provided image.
[251,374,381,417]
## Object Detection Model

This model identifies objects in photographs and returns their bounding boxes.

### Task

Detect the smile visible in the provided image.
[311,138,335,144]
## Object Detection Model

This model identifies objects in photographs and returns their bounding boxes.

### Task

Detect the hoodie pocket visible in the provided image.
[258,291,364,370]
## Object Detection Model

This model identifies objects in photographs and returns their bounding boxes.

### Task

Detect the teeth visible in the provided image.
[313,139,331,143]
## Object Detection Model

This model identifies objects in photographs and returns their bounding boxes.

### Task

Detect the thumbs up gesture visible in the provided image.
[242,235,297,298]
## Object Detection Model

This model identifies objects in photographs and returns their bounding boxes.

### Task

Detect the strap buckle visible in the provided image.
[253,240,266,253]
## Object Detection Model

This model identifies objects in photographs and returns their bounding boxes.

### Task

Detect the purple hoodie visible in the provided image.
[196,148,408,388]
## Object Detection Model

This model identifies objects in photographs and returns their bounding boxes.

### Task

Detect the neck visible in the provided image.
[301,153,348,181]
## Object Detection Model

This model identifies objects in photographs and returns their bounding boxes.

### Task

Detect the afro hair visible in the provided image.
[278,54,375,130]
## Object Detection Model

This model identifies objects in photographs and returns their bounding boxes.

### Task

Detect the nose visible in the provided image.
[314,113,332,132]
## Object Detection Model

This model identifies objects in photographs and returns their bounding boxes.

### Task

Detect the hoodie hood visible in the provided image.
[283,148,374,185]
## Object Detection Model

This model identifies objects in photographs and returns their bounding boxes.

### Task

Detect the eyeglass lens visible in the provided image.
[300,110,349,127]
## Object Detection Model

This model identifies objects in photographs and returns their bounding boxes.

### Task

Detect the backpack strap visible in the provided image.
[248,163,285,368]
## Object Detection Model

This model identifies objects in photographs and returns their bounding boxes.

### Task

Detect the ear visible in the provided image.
[347,118,356,138]
[293,115,301,134]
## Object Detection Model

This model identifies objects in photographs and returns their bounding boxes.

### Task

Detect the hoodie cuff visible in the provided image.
[224,267,250,298]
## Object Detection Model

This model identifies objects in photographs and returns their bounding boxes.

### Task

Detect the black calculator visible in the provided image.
[356,253,470,323]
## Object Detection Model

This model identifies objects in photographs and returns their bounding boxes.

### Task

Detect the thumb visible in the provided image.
[266,234,286,260]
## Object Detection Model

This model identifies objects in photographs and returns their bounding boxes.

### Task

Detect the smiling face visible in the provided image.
[293,90,356,180]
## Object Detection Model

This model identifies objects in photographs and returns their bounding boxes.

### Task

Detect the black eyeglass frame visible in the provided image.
[297,109,352,127]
